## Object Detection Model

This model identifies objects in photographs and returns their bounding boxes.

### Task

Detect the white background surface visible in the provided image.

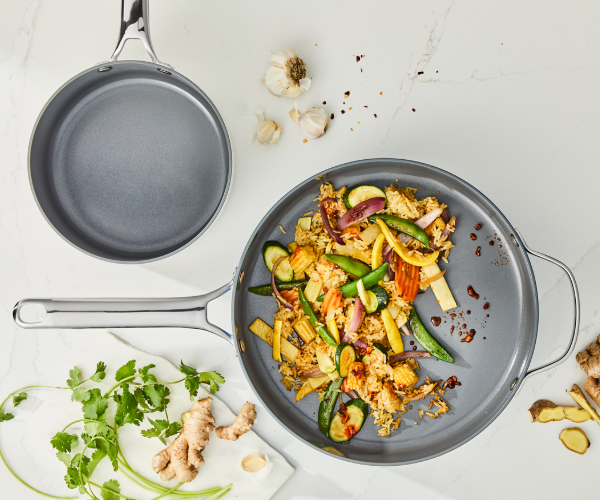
[1,1,600,499]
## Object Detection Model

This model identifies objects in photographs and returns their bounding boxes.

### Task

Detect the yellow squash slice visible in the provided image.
[376,219,439,267]
[381,308,404,354]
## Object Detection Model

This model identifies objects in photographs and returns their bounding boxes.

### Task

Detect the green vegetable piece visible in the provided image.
[368,214,431,248]
[409,307,455,363]
[115,360,136,381]
[318,377,344,437]
[362,343,388,364]
[317,263,388,302]
[248,279,309,296]
[369,285,389,313]
[329,398,368,443]
[262,241,294,282]
[12,392,27,407]
[298,288,338,348]
[343,185,387,208]
[335,343,357,378]
[324,254,371,278]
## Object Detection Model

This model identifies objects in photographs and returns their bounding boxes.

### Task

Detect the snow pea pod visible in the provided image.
[298,288,338,348]
[248,279,309,296]
[318,377,344,437]
[324,254,371,278]
[317,263,388,302]
[409,307,455,363]
[368,214,431,248]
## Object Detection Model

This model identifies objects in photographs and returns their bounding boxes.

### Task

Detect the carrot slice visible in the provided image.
[322,288,343,315]
[395,259,407,296]
[280,290,299,304]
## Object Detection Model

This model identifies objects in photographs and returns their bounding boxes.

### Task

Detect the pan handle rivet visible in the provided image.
[98,66,113,73]
[157,68,172,75]
[511,234,519,246]
[510,377,518,390]
[239,339,245,353]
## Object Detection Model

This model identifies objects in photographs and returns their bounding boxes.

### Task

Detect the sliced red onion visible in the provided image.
[271,257,294,310]
[348,296,364,333]
[414,208,443,229]
[388,351,432,364]
[320,198,344,245]
[303,366,327,378]
[345,390,359,399]
[382,244,392,256]
[341,331,368,351]
[385,249,396,280]
[337,197,386,230]
[441,208,450,224]
[398,233,412,244]
[401,324,411,336]
[441,216,457,238]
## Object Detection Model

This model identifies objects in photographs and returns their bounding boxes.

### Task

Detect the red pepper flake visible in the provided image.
[417,71,424,75]
[443,376,461,389]
[483,302,490,310]
[322,101,326,105]
[356,56,360,62]
[343,425,358,439]
[461,334,475,343]
[364,105,368,108]
[345,91,350,98]
[467,285,480,300]
[302,139,307,143]
[476,246,481,256]
[412,346,417,351]
[330,113,334,120]
[412,108,416,112]
[350,128,353,131]
[339,403,350,424]
[380,92,383,95]
[374,114,377,118]
[470,233,477,240]
[409,340,414,345]
[475,223,482,230]
[341,110,345,114]
[483,336,487,339]
[489,240,495,246]
[466,310,471,315]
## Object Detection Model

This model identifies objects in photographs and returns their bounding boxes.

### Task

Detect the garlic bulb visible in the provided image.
[263,48,311,98]
[289,106,328,139]
[256,120,282,145]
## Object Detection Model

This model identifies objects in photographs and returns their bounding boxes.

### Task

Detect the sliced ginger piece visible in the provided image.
[568,384,600,426]
[559,427,589,455]
[528,400,592,423]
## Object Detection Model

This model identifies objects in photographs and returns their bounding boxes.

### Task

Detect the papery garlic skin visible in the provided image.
[263,49,311,98]
[290,107,328,139]
[256,120,282,145]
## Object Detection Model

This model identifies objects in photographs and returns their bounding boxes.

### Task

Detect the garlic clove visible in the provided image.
[256,120,282,145]
[241,453,273,481]
[289,109,301,124]
[290,107,329,139]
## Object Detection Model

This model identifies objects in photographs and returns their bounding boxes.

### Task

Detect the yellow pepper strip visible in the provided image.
[327,318,341,344]
[296,380,315,402]
[381,308,404,354]
[372,233,386,271]
[376,219,439,267]
[272,320,283,362]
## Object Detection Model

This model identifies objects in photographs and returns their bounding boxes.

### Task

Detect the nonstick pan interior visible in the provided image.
[29,61,231,263]
[233,159,538,465]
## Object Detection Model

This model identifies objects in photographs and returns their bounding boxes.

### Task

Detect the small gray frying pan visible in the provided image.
[14,159,579,465]
[29,0,232,263]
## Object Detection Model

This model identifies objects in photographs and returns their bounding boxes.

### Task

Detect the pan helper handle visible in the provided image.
[110,0,172,68]
[13,279,234,344]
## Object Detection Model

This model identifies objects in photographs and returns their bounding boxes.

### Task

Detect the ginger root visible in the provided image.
[567,384,600,426]
[559,427,589,455]
[528,399,591,423]
[216,402,257,441]
[152,398,215,483]
[576,334,600,406]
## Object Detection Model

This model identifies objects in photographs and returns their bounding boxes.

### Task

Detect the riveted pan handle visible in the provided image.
[13,280,234,344]
[110,0,172,68]
[513,230,580,394]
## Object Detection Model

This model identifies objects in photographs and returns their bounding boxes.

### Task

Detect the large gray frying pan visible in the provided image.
[14,159,579,465]
[29,0,232,263]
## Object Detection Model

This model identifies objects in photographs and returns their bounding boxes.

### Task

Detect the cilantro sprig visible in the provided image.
[0,359,230,500]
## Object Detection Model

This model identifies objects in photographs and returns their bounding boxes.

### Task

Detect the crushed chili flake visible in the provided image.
[418,71,424,75]
[302,139,307,143]
[374,114,377,118]
[380,92,383,95]
[349,107,352,110]
[364,105,368,108]
[350,128,353,131]
[443,376,461,389]
[476,246,481,256]
[470,233,477,240]
[345,91,350,98]
[475,223,482,230]
[339,403,349,424]
[322,101,326,105]
[356,56,360,62]
[330,113,334,119]
[412,108,416,112]
[341,110,345,114]
[483,302,490,310]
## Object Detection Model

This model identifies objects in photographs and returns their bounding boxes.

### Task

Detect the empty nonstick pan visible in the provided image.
[29,0,232,263]
[14,159,579,465]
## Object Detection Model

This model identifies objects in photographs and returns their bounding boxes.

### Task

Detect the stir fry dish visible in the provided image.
[248,182,458,440]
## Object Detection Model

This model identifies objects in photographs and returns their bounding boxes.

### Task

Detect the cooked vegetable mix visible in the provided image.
[248,181,458,441]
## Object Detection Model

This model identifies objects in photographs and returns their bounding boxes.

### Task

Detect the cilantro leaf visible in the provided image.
[84,420,109,437]
[87,449,106,477]
[184,377,201,399]
[198,371,225,394]
[179,360,198,377]
[13,392,27,407]
[56,452,72,467]
[115,360,136,382]
[143,384,170,409]
[114,384,143,427]
[67,367,81,388]
[101,479,120,500]
[90,362,107,383]
[82,389,109,420]
[164,421,182,439]
[138,364,157,383]
[71,387,91,403]
[64,467,81,489]
[133,388,151,410]
[50,432,79,453]
[140,427,161,439]
[148,418,169,432]
[0,410,14,422]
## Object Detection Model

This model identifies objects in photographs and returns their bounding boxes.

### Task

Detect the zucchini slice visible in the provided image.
[363,285,389,314]
[262,241,294,282]
[361,343,388,364]
[329,398,368,443]
[335,343,357,378]
[343,185,387,209]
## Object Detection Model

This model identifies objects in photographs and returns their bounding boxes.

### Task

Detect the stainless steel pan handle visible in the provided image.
[110,0,172,68]
[13,279,234,344]
[514,229,580,393]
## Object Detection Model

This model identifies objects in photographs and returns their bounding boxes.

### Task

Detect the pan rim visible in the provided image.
[231,158,539,466]
[27,60,233,264]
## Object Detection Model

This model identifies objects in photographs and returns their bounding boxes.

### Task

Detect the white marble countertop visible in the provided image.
[2,1,600,498]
